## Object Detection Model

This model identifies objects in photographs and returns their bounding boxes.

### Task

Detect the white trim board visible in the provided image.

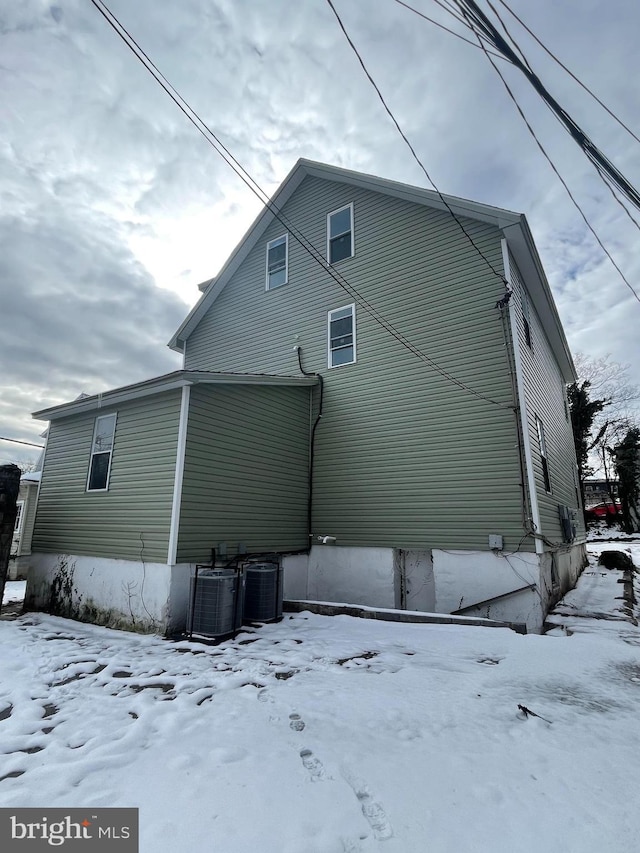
[167,385,191,566]
[502,239,544,555]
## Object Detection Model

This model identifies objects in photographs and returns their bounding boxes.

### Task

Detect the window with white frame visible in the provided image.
[266,234,288,290]
[87,413,117,492]
[328,304,356,367]
[14,500,24,535]
[327,203,354,264]
[535,415,551,493]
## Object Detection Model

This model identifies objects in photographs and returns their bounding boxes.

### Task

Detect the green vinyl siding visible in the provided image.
[184,176,529,551]
[176,384,310,561]
[32,390,182,562]
[508,252,585,545]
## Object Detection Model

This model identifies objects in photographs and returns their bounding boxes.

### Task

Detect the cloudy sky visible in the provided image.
[1,0,639,465]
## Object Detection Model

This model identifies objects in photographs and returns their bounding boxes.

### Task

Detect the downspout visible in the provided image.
[501,239,544,555]
[295,347,324,547]
[167,384,191,566]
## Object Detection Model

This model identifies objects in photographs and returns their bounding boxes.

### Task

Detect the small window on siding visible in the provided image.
[266,234,288,290]
[327,203,354,264]
[522,290,533,349]
[328,304,356,368]
[87,413,117,492]
[535,415,551,493]
[14,501,24,535]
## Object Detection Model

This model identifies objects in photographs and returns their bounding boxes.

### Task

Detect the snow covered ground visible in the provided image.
[0,544,639,853]
[2,581,26,606]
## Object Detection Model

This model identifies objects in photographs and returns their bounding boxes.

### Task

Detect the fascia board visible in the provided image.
[299,160,522,229]
[33,375,192,421]
[33,371,317,420]
[168,159,523,352]
[169,161,309,352]
[502,218,576,383]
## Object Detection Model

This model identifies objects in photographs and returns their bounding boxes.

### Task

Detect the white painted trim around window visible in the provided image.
[327,303,356,369]
[86,412,117,492]
[326,202,354,264]
[265,233,289,290]
[167,385,190,566]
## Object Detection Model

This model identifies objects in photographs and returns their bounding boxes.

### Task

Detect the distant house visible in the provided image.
[26,160,586,633]
[9,471,40,580]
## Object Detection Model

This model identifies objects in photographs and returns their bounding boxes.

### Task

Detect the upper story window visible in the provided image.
[327,203,354,264]
[266,234,288,290]
[535,415,551,493]
[522,290,533,349]
[328,304,356,368]
[87,413,117,492]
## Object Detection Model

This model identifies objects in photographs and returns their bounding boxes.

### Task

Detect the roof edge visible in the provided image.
[33,370,318,420]
[168,159,523,352]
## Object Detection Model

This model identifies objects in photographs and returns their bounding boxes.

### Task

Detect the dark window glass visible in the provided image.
[88,452,110,491]
[330,233,352,264]
[267,236,287,289]
[328,206,353,264]
[329,207,351,238]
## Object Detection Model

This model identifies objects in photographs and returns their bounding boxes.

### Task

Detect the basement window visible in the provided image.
[87,413,117,492]
[266,234,288,290]
[328,304,356,368]
[327,203,354,264]
[535,415,551,493]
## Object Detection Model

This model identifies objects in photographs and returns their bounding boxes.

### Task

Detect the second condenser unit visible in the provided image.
[243,562,283,623]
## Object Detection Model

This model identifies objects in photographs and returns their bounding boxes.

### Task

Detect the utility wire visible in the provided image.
[450,0,640,214]
[495,0,640,146]
[0,437,44,448]
[325,0,509,290]
[392,0,506,59]
[482,0,640,239]
[90,0,508,409]
[460,9,640,305]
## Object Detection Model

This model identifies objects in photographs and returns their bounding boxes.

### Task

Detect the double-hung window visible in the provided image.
[535,415,551,493]
[327,203,354,264]
[87,413,117,492]
[328,304,356,368]
[266,234,288,290]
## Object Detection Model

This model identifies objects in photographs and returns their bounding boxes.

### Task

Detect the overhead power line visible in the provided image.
[90,0,509,409]
[495,0,640,146]
[392,0,507,60]
[0,436,44,448]
[450,2,640,305]
[450,0,640,214]
[325,0,509,290]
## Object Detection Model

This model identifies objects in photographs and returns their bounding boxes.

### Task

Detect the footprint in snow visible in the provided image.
[289,713,305,731]
[299,748,327,781]
[341,766,393,841]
